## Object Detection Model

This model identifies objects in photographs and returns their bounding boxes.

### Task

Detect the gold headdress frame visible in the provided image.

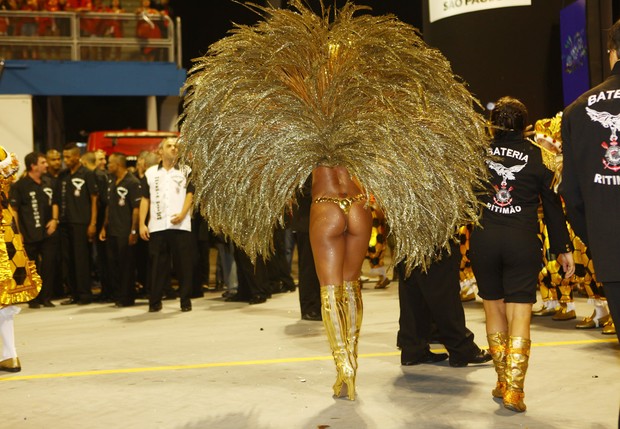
[179,0,491,273]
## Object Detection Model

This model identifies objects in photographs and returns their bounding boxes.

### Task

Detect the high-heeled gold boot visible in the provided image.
[320,284,355,400]
[343,280,363,371]
[486,331,508,398]
[503,336,531,412]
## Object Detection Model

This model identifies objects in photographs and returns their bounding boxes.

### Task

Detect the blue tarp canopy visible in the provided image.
[0,60,186,96]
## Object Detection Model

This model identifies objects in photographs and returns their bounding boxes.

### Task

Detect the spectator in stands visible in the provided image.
[18,0,40,59]
[135,0,162,61]
[102,0,124,60]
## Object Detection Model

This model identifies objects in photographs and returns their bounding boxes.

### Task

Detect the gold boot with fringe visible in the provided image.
[343,280,363,373]
[320,284,356,400]
[503,336,531,412]
[487,331,508,398]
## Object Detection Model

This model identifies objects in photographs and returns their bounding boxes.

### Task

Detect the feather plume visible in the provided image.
[179,0,490,273]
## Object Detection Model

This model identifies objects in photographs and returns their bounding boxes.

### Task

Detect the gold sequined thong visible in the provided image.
[313,194,365,215]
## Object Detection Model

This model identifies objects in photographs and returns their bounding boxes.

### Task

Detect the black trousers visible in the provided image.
[106,235,136,306]
[24,237,56,304]
[60,223,92,302]
[234,245,270,300]
[295,231,321,316]
[397,242,480,362]
[135,237,149,291]
[262,227,296,293]
[603,282,620,342]
[95,237,112,299]
[148,229,193,306]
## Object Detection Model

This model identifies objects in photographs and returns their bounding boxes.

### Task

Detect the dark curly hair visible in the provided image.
[490,96,528,139]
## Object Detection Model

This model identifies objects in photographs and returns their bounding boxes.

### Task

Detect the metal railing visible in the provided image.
[0,11,181,66]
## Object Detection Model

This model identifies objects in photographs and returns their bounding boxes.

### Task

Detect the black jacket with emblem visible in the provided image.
[480,132,572,256]
[561,62,620,282]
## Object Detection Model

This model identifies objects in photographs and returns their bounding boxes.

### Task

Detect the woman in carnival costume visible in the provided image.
[178,1,489,400]
[0,147,42,372]
[469,98,575,412]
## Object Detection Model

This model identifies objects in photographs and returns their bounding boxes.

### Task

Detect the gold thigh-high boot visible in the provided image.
[503,336,531,412]
[486,332,508,398]
[320,284,355,400]
[343,280,363,372]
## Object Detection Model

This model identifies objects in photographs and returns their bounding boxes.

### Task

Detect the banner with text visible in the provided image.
[429,0,532,23]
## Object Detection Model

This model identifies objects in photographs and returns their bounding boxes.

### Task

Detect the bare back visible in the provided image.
[311,166,363,199]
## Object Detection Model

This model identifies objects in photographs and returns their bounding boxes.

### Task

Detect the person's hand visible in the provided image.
[128,231,138,246]
[170,213,185,225]
[99,227,107,242]
[557,252,575,278]
[524,124,535,139]
[45,219,58,236]
[139,224,149,241]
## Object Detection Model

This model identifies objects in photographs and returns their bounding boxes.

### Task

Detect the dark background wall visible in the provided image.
[422,0,618,121]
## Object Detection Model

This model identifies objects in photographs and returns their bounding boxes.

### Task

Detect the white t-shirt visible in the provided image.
[143,163,193,233]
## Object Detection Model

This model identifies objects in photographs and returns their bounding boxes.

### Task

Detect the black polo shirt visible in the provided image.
[9,174,55,243]
[95,169,110,229]
[55,166,98,225]
[107,172,141,238]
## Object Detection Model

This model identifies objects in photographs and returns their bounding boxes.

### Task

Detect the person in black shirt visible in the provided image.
[55,143,98,305]
[44,149,64,299]
[561,20,620,340]
[9,152,59,308]
[84,151,113,302]
[99,153,141,307]
[469,97,575,412]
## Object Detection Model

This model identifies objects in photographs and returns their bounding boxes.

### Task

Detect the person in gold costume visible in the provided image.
[178,1,490,400]
[0,146,42,372]
[365,195,391,289]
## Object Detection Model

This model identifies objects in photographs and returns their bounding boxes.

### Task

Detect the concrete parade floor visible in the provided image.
[1,282,619,429]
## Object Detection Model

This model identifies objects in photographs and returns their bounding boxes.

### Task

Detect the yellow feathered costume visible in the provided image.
[179,1,490,273]
[0,147,42,306]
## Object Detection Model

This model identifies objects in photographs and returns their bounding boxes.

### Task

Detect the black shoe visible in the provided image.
[281,282,296,293]
[28,302,41,309]
[77,300,92,305]
[180,300,192,312]
[42,301,56,308]
[449,349,492,367]
[148,302,162,313]
[225,293,249,302]
[61,298,78,305]
[401,349,449,366]
[248,295,267,305]
[114,302,135,308]
[301,311,322,321]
